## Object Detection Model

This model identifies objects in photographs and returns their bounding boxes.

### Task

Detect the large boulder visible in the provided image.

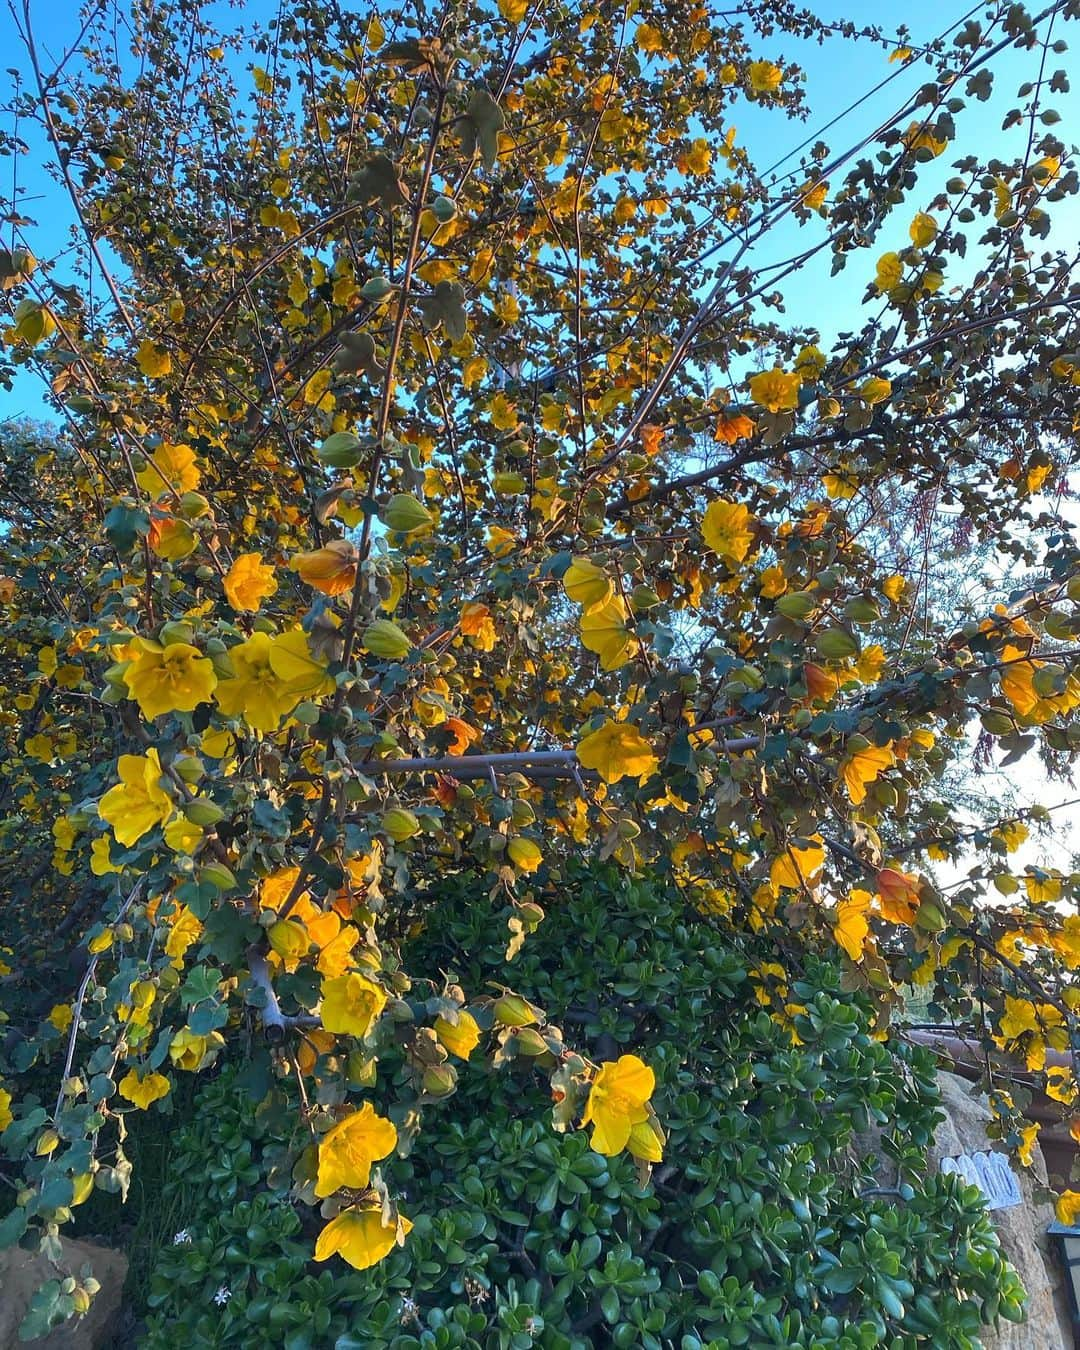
[930,1070,1072,1350]
[0,1237,127,1349]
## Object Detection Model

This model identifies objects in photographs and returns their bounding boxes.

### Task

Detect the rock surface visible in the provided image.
[0,1236,127,1349]
[930,1070,1072,1350]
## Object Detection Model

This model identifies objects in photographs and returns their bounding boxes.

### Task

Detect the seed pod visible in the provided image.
[381,807,420,842]
[815,627,859,660]
[381,492,432,532]
[362,620,412,660]
[361,275,395,302]
[318,432,364,469]
[776,591,818,620]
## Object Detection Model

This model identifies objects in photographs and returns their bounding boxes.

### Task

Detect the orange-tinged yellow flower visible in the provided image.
[119,1069,171,1108]
[714,411,756,445]
[581,1054,655,1155]
[459,601,497,651]
[701,499,755,564]
[875,867,920,924]
[577,719,658,785]
[98,749,173,847]
[748,367,801,413]
[314,1205,413,1270]
[291,539,358,596]
[123,638,217,720]
[223,552,278,612]
[434,1010,481,1059]
[320,971,388,1038]
[841,742,895,805]
[148,512,197,560]
[315,1102,398,1197]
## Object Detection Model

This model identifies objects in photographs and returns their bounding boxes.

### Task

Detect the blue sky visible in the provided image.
[2,0,1074,426]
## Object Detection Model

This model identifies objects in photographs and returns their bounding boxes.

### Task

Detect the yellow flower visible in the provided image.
[163,816,203,854]
[680,138,712,176]
[266,629,335,697]
[701,499,755,564]
[875,867,920,924]
[223,552,278,612]
[136,442,199,497]
[998,995,1038,1041]
[459,602,497,651]
[875,252,903,291]
[800,180,828,210]
[119,1069,171,1109]
[434,1010,481,1059]
[169,1027,224,1071]
[507,837,543,873]
[563,558,612,613]
[770,836,826,893]
[909,212,938,247]
[860,376,892,406]
[577,719,659,785]
[320,971,388,1038]
[315,1101,398,1197]
[291,539,358,596]
[902,120,947,157]
[0,1087,12,1132]
[581,1054,656,1155]
[164,905,203,968]
[1057,1190,1080,1225]
[98,749,173,847]
[123,638,217,720]
[314,1205,413,1271]
[635,21,663,52]
[90,836,124,875]
[214,631,304,732]
[135,339,172,379]
[834,890,871,962]
[747,60,783,95]
[627,1117,665,1163]
[1018,1121,1039,1167]
[841,742,895,805]
[580,598,634,671]
[748,367,801,413]
[48,1003,73,1033]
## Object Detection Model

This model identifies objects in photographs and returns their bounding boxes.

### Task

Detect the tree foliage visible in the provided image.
[139,870,1023,1349]
[0,0,1079,1311]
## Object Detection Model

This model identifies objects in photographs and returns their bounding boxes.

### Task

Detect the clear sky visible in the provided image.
[2,0,1077,865]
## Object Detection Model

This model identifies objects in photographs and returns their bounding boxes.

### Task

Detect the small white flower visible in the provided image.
[213,1285,232,1306]
[172,1229,192,1245]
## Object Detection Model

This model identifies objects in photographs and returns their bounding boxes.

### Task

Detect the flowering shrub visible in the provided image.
[138,868,1022,1348]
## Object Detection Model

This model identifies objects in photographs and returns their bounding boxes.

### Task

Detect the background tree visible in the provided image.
[0,0,1078,1321]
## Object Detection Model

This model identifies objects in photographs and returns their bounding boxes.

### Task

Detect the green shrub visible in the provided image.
[140,868,1023,1348]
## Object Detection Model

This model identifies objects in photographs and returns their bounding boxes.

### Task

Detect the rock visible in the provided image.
[0,1236,127,1349]
[929,1071,1072,1350]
